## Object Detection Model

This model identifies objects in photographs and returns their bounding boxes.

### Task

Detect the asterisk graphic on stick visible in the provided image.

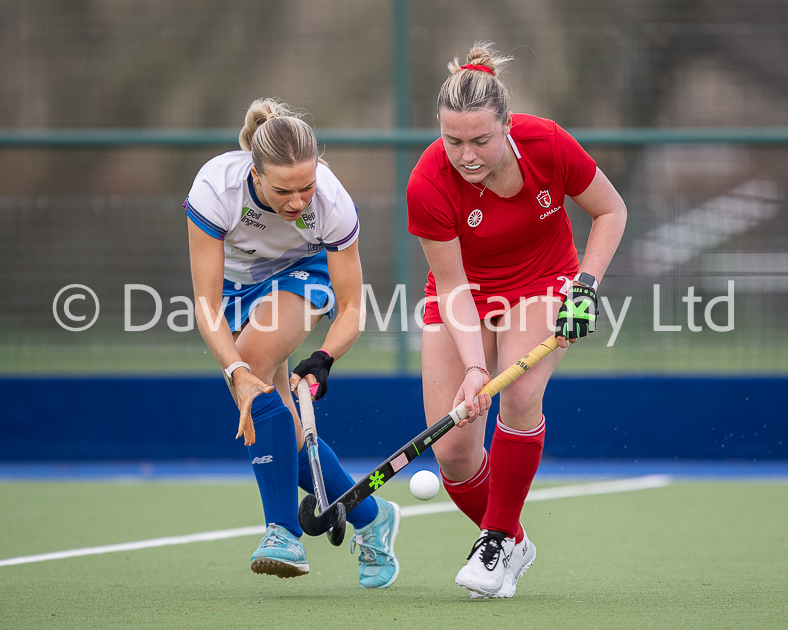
[369,471,385,489]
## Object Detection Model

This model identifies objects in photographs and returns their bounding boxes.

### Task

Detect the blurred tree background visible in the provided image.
[0,0,786,374]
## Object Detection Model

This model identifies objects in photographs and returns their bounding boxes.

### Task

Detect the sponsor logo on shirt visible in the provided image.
[536,190,552,208]
[232,245,256,255]
[540,206,562,220]
[296,212,316,230]
[241,207,267,231]
[467,209,483,227]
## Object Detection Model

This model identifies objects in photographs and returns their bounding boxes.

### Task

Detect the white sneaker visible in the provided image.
[455,529,515,596]
[469,532,536,599]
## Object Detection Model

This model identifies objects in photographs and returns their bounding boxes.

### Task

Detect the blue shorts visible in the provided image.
[222,252,335,333]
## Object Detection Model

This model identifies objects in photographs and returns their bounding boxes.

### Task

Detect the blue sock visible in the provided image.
[248,392,301,537]
[298,438,379,529]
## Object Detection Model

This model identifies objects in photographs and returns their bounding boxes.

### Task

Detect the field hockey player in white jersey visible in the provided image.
[185,98,400,588]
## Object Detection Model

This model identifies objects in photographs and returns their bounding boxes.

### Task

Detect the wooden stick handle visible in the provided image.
[449,336,560,423]
[297,380,317,439]
[480,335,560,397]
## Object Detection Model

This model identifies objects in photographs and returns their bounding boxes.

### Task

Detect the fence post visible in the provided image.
[393,0,411,373]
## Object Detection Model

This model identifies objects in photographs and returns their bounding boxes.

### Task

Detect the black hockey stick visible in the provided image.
[299,335,559,538]
[297,380,346,546]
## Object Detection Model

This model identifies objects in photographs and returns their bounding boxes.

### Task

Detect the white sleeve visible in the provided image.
[320,182,360,252]
[184,173,233,241]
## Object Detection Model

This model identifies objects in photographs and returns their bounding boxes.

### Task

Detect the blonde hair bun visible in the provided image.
[447,41,512,77]
[237,98,324,172]
[438,41,513,123]
[238,98,291,151]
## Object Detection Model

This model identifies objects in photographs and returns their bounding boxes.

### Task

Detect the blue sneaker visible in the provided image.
[250,524,309,579]
[350,496,401,589]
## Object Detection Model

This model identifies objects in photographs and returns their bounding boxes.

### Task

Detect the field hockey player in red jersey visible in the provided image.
[407,42,627,598]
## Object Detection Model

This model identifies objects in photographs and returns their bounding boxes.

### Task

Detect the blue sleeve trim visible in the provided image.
[184,198,227,241]
[323,218,359,252]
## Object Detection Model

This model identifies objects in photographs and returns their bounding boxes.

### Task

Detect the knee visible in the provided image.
[433,441,483,481]
[499,389,543,429]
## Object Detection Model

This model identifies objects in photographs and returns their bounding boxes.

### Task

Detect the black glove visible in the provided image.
[292,350,334,400]
[555,286,598,340]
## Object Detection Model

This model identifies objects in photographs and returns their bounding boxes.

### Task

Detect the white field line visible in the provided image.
[0,475,670,568]
[401,474,672,517]
[0,525,267,567]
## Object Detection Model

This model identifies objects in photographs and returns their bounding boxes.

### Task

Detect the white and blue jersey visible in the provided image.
[185,151,359,331]
[185,150,359,285]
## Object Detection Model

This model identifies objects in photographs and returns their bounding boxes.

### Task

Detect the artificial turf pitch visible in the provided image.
[1,480,786,629]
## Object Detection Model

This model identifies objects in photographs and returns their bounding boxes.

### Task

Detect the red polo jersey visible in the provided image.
[407,114,596,324]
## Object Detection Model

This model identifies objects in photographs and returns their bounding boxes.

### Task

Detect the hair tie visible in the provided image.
[460,64,494,76]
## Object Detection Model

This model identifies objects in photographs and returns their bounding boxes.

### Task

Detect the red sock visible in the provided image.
[440,450,490,528]
[441,447,525,544]
[481,414,545,539]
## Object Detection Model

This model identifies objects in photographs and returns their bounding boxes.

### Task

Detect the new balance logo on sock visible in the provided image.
[252,455,273,465]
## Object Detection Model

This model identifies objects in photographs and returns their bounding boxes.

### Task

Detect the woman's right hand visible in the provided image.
[451,370,492,427]
[233,369,275,446]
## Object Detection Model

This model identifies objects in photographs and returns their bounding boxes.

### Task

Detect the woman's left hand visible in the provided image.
[555,286,598,349]
[290,350,334,400]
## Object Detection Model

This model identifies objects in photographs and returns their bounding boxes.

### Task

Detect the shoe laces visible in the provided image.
[467,530,507,570]
[263,525,286,549]
[350,533,394,565]
[350,534,377,562]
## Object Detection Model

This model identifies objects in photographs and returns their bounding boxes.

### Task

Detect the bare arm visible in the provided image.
[558,167,627,348]
[418,237,491,423]
[187,220,273,445]
[322,239,364,359]
[571,167,627,283]
[288,239,364,391]
[188,220,243,368]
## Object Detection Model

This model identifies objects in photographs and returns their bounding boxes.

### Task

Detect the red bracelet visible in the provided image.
[318,348,333,359]
[464,365,491,383]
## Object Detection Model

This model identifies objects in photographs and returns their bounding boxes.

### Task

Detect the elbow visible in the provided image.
[620,202,628,239]
[619,196,628,223]
[618,199,628,232]
[606,194,627,232]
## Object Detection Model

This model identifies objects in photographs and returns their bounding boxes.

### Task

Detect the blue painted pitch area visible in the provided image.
[3,376,787,461]
[1,458,787,482]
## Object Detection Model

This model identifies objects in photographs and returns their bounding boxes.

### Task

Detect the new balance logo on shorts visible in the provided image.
[289,270,310,280]
[251,455,273,465]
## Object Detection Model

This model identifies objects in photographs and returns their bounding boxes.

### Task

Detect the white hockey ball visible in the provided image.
[409,470,441,501]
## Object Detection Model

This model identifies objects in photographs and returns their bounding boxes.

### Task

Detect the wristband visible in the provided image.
[464,365,491,383]
[224,361,250,386]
